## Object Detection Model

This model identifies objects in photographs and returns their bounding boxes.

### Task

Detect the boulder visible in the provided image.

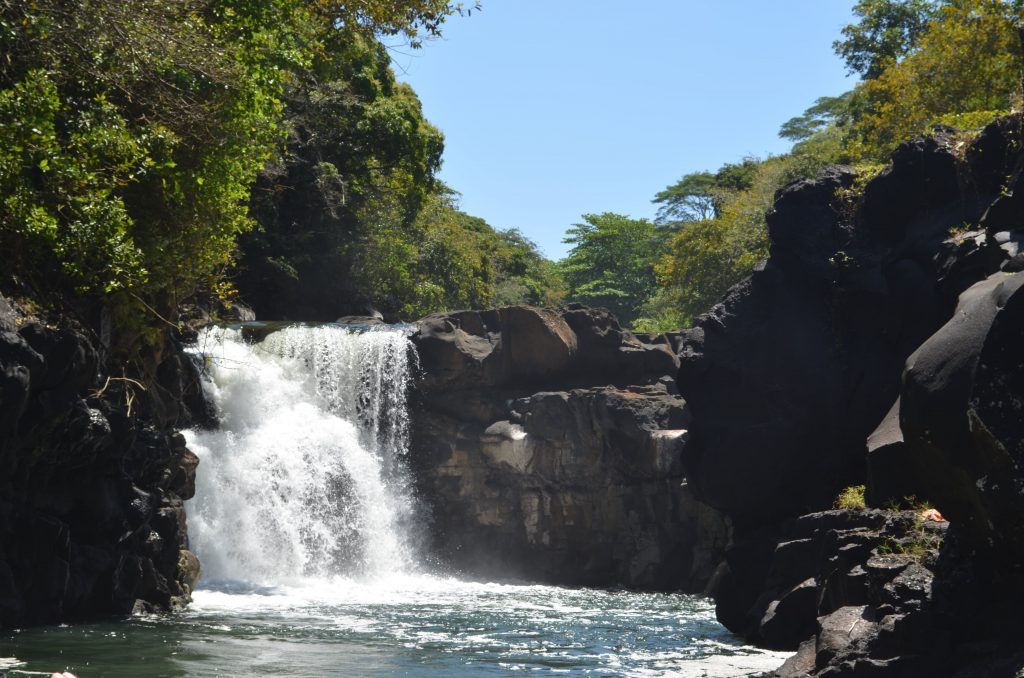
[677,128,1015,533]
[869,271,1024,558]
[759,577,819,649]
[413,305,676,393]
[677,140,993,531]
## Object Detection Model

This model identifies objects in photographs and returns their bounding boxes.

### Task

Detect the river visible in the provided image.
[0,324,789,676]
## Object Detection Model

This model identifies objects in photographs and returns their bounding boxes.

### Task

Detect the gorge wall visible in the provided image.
[675,115,1024,676]
[5,114,1024,678]
[409,305,728,591]
[0,297,203,627]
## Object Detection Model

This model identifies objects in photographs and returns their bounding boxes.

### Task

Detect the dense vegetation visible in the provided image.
[2,0,1021,342]
[0,0,562,344]
[562,0,1024,332]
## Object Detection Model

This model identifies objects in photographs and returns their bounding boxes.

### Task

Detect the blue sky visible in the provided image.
[393,1,857,260]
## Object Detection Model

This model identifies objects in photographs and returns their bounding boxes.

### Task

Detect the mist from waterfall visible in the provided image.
[183,324,418,584]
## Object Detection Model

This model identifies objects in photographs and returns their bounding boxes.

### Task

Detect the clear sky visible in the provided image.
[393,1,857,260]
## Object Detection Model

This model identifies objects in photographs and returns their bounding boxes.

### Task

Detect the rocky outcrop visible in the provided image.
[679,134,999,531]
[754,509,947,675]
[0,296,205,627]
[677,115,1024,675]
[410,304,727,591]
[869,271,1024,548]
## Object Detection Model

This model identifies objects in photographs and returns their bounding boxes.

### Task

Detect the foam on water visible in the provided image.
[62,322,803,677]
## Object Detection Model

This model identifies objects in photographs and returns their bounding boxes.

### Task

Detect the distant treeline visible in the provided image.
[561,0,1024,331]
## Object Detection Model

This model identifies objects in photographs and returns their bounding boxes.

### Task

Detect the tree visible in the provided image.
[489,229,566,307]
[653,159,761,226]
[0,0,475,338]
[848,0,1022,160]
[560,213,658,326]
[833,0,939,78]
[652,172,718,223]
[779,92,854,142]
[0,0,290,314]
[240,28,446,319]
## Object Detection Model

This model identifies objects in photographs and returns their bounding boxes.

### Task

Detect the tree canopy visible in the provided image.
[560,214,659,326]
[0,0,568,339]
[833,0,939,78]
[5,0,1021,343]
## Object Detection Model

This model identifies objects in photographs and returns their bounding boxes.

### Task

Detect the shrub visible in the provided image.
[835,484,867,510]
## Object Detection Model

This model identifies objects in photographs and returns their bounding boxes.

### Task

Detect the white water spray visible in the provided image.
[183,324,417,585]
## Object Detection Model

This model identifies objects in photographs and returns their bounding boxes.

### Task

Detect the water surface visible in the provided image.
[1,576,790,676]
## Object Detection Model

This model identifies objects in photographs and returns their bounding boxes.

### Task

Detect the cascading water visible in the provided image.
[183,324,418,584]
[1,322,796,676]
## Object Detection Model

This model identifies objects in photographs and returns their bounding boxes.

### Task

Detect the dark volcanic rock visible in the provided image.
[683,115,1024,676]
[678,132,992,531]
[410,305,725,591]
[745,509,950,677]
[0,295,203,627]
[414,304,678,394]
[883,272,1024,547]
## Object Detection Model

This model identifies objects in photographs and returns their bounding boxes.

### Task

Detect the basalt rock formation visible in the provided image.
[0,295,205,627]
[678,115,1024,676]
[409,304,728,591]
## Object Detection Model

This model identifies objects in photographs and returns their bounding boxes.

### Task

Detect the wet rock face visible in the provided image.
[410,305,727,591]
[0,300,204,627]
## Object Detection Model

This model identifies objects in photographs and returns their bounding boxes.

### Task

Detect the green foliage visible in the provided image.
[652,159,761,225]
[835,485,868,510]
[240,26,447,319]
[652,172,719,223]
[833,0,939,78]
[884,494,937,511]
[0,0,478,342]
[846,0,1023,161]
[646,152,830,329]
[489,230,566,307]
[560,213,659,326]
[332,0,480,47]
[349,190,562,320]
[0,0,298,322]
[0,70,147,294]
[779,92,854,143]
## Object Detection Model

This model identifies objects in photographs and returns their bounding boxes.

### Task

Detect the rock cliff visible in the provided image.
[0,296,204,627]
[409,304,728,591]
[677,115,1024,675]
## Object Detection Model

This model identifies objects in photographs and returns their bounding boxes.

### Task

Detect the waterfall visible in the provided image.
[182,324,418,585]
